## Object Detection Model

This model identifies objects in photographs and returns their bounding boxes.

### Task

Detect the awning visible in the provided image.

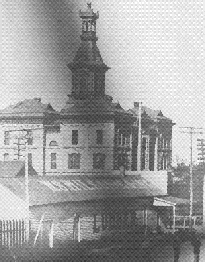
[153,196,190,207]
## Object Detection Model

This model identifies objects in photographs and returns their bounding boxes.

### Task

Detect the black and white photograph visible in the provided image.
[1,0,204,261]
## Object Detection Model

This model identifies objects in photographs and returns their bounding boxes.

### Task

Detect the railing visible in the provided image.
[175,216,203,229]
[0,219,27,248]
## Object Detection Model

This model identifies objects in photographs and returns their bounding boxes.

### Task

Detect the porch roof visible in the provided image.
[0,175,166,207]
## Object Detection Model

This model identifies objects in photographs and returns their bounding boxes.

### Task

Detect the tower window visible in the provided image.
[51,153,57,169]
[87,72,94,93]
[73,72,81,95]
[4,131,10,145]
[68,153,81,169]
[88,20,92,31]
[4,153,9,161]
[72,130,78,145]
[96,130,103,145]
[93,153,106,169]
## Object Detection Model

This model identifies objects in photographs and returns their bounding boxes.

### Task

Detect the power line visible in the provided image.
[179,126,203,229]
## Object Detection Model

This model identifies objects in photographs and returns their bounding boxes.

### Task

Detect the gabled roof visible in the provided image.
[0,98,57,118]
[0,161,25,177]
[0,161,38,177]
[128,105,172,122]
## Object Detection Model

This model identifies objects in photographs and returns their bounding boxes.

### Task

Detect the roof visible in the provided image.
[79,3,99,19]
[0,98,57,118]
[128,105,172,122]
[0,175,166,207]
[68,41,109,71]
[0,161,38,177]
[154,196,191,207]
[0,161,25,177]
[0,183,26,219]
[61,96,134,119]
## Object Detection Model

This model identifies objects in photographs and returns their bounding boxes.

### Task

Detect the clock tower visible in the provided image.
[67,3,110,100]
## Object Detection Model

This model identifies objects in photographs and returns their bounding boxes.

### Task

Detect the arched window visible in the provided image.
[4,131,10,145]
[68,153,81,169]
[49,141,58,147]
[27,130,33,145]
[4,153,9,161]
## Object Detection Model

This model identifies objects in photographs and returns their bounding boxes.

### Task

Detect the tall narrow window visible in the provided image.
[4,131,10,145]
[73,73,80,95]
[68,153,81,169]
[72,130,78,145]
[87,72,94,93]
[4,153,9,161]
[27,130,33,145]
[80,70,87,95]
[51,153,57,169]
[93,153,106,169]
[28,153,32,167]
[96,130,103,145]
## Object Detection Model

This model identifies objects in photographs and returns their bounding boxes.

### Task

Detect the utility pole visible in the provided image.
[137,101,142,172]
[180,127,203,229]
[197,138,205,164]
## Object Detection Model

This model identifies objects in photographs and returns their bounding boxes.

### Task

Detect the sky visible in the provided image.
[1,0,204,165]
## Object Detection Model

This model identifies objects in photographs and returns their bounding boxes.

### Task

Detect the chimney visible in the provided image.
[134,102,139,108]
[34,98,41,102]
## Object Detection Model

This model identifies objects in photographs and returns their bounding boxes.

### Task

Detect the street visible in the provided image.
[87,238,205,261]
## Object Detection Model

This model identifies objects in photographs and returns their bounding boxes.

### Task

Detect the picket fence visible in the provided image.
[0,219,27,248]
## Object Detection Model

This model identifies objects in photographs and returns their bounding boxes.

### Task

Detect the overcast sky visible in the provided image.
[1,0,204,164]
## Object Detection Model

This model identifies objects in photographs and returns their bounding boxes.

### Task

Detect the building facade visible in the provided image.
[0,3,136,176]
[0,3,176,246]
[129,103,174,172]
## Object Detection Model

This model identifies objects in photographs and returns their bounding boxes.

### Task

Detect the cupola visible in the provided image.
[67,2,110,100]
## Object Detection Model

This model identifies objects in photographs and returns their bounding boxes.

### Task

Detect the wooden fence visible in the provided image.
[0,219,27,248]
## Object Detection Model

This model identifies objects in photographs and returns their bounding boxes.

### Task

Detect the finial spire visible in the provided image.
[87,2,92,9]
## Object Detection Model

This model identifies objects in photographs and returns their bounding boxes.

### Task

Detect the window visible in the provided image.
[4,131,10,145]
[87,72,94,93]
[88,20,92,31]
[51,153,57,169]
[82,21,87,31]
[4,153,9,161]
[49,141,58,147]
[68,153,81,169]
[93,153,106,169]
[28,153,32,167]
[73,73,80,95]
[72,130,78,145]
[27,130,33,145]
[96,130,103,145]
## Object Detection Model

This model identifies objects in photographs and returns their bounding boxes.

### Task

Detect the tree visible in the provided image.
[170,161,190,199]
[169,161,204,215]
